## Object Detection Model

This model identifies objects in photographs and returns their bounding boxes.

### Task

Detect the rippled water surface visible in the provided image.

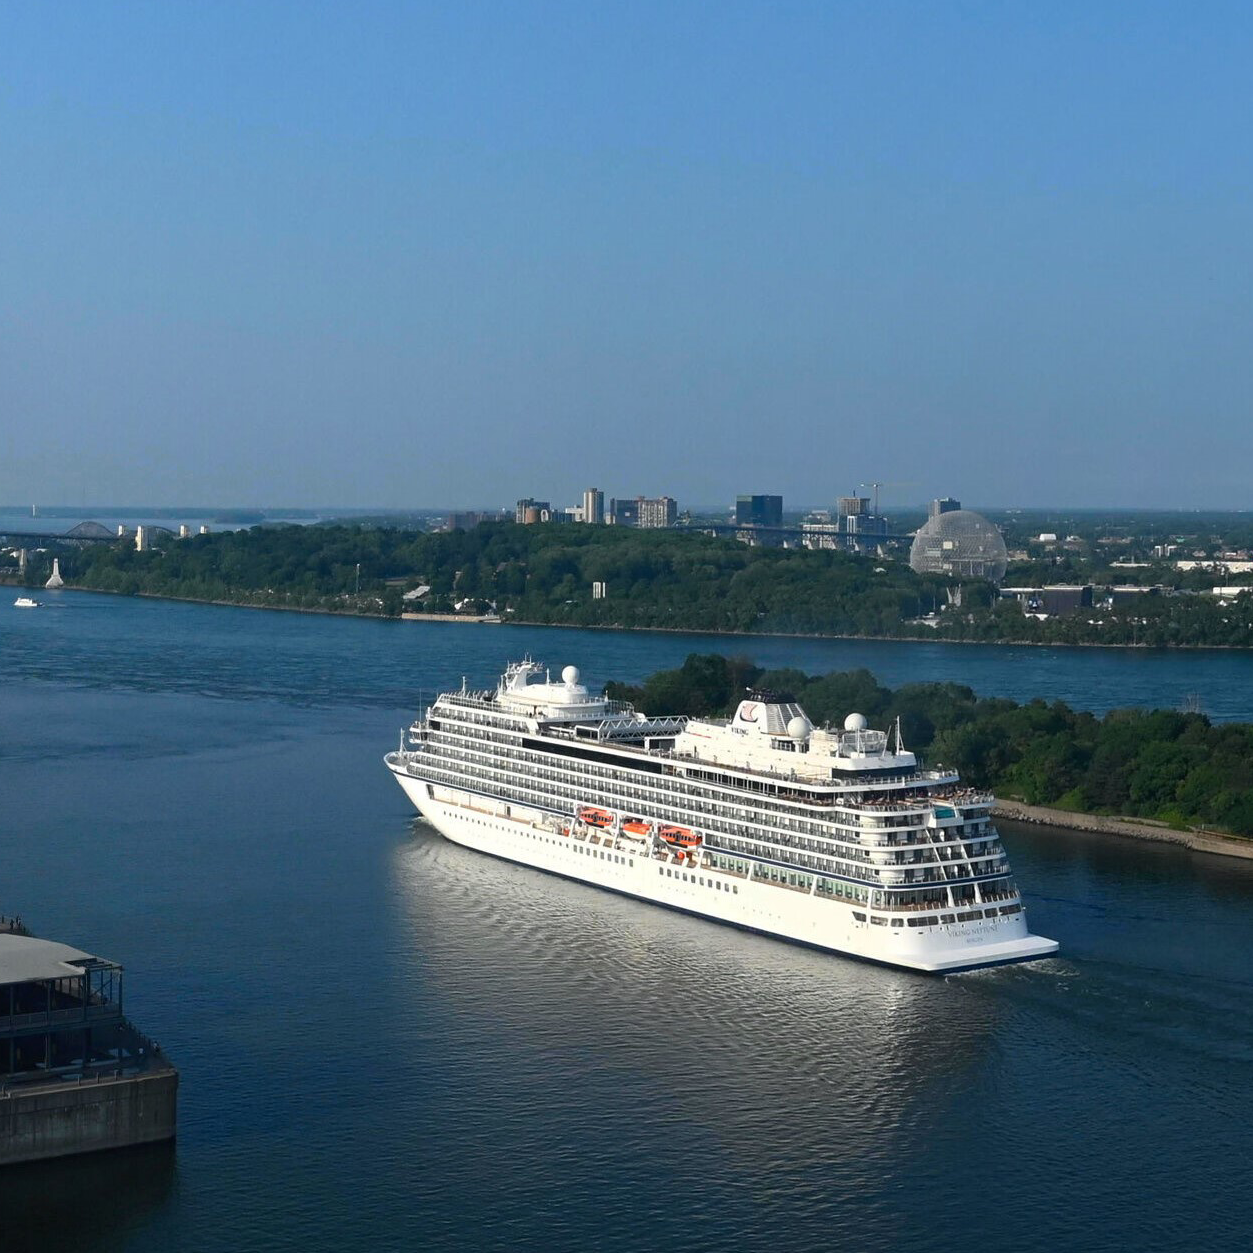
[3,592,1252,1252]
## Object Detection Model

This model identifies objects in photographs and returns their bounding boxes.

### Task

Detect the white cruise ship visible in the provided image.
[385,660,1058,973]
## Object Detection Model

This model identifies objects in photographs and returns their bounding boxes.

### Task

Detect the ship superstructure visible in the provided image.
[385,660,1058,973]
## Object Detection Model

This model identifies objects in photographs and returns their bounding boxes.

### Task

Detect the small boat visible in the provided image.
[13,597,40,609]
[659,824,700,849]
[577,806,614,829]
[621,818,652,838]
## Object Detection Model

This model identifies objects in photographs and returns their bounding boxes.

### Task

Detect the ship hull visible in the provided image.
[388,764,1058,975]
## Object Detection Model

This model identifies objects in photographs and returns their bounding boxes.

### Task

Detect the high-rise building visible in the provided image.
[582,488,605,525]
[637,496,678,528]
[735,494,783,528]
[609,498,640,526]
[832,495,887,551]
[929,497,961,518]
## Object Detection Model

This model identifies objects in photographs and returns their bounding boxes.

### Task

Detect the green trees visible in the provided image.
[58,518,1253,645]
[610,654,1253,837]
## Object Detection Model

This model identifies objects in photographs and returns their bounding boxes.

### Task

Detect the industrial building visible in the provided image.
[515,499,551,524]
[999,585,1094,616]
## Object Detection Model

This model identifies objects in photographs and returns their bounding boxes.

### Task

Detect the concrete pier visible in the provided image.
[0,929,177,1166]
[0,1065,178,1166]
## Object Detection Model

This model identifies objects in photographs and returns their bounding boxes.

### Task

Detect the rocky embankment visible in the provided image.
[994,800,1253,861]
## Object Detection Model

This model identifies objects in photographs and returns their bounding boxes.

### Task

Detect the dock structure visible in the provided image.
[0,928,177,1166]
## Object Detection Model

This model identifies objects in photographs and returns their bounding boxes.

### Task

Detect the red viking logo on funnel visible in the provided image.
[740,702,760,722]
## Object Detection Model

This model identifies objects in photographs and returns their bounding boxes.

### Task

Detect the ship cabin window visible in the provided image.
[870,916,886,926]
[852,911,867,922]
[940,913,956,924]
[890,918,904,928]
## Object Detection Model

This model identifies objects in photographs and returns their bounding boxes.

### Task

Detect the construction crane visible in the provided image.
[858,482,919,514]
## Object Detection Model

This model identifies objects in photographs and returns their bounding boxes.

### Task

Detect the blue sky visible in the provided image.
[3,2,1252,510]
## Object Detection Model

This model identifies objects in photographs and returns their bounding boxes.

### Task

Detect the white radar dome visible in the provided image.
[787,716,810,742]
[561,665,580,685]
[844,713,868,732]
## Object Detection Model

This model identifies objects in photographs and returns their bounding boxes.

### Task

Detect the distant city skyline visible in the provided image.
[6,4,1253,509]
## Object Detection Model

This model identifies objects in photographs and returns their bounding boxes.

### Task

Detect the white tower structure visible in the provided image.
[45,558,64,589]
[582,488,604,525]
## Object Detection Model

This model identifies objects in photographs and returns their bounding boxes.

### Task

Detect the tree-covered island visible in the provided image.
[9,518,1253,646]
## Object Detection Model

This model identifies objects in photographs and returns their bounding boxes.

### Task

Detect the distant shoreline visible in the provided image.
[15,581,1253,651]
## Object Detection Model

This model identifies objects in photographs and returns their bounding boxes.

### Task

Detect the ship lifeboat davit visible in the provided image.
[659,824,700,849]
[621,818,652,838]
[577,806,614,829]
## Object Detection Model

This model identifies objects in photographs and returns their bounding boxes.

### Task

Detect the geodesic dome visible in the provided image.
[909,509,1008,582]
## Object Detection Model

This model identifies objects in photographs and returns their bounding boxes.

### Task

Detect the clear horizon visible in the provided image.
[5,3,1253,510]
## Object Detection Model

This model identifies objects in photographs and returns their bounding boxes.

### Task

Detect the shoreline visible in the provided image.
[25,582,1253,652]
[994,799,1253,860]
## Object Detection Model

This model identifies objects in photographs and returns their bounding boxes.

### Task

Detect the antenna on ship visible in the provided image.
[894,716,904,755]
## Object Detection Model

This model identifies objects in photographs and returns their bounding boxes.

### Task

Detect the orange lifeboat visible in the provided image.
[659,825,700,849]
[577,806,614,830]
[621,818,652,837]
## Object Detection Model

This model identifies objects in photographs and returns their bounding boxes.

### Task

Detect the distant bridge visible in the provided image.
[0,520,129,543]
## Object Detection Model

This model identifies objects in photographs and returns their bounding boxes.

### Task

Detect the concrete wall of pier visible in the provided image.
[0,1068,177,1166]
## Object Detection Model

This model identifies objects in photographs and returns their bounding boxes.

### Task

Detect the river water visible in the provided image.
[3,592,1252,1252]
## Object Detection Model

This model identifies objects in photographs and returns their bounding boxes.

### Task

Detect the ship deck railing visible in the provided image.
[875,890,1020,912]
[599,740,959,796]
[437,691,639,719]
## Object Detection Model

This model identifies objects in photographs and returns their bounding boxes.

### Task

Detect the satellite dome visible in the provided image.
[787,716,810,743]
[844,713,868,732]
[909,509,1008,582]
[561,665,580,686]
